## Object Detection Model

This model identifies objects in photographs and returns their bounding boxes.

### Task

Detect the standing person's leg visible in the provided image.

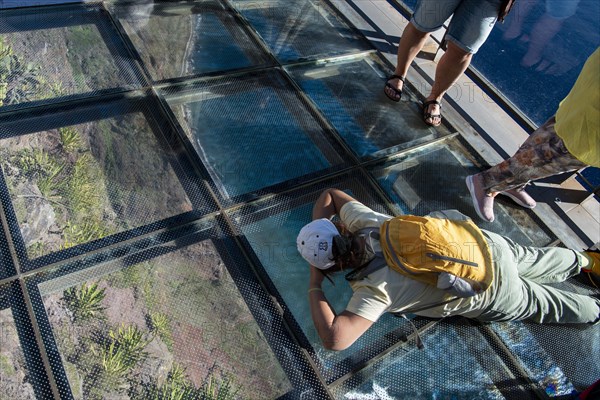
[423,0,502,126]
[477,231,600,324]
[520,0,580,68]
[423,41,472,125]
[502,0,538,41]
[384,23,430,101]
[384,0,460,102]
[466,116,588,222]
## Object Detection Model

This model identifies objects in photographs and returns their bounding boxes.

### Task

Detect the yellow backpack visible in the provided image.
[379,215,494,293]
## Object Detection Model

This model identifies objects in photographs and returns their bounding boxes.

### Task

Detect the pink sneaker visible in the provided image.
[465,174,495,222]
[499,188,536,209]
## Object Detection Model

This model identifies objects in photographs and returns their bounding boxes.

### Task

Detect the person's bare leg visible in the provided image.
[384,22,430,100]
[502,0,537,41]
[521,14,563,68]
[424,41,472,125]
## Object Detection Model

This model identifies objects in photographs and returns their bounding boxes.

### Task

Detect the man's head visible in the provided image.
[296,218,339,269]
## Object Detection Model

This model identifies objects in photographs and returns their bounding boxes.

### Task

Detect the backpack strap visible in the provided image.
[395,296,460,315]
[392,296,460,350]
[345,254,387,281]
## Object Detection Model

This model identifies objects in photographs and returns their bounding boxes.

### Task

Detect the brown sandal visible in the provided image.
[384,74,404,102]
[422,100,442,127]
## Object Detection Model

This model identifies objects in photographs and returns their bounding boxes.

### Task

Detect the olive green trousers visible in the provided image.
[477,230,600,324]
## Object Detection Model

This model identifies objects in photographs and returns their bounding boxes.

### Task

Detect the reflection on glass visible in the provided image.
[232,0,370,62]
[0,6,140,108]
[491,322,577,396]
[493,321,600,394]
[288,56,451,158]
[368,140,554,246]
[475,0,597,125]
[0,113,192,258]
[163,72,338,198]
[0,308,36,398]
[115,2,269,81]
[332,323,504,400]
[39,239,290,399]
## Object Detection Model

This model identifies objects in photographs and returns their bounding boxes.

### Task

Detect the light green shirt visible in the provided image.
[340,201,493,322]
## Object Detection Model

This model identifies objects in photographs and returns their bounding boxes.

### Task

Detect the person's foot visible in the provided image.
[499,188,536,209]
[422,99,442,127]
[465,174,495,222]
[384,75,404,102]
[502,23,522,41]
[582,248,600,287]
[520,51,543,69]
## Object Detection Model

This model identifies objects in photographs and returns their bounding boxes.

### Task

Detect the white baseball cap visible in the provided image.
[296,218,339,269]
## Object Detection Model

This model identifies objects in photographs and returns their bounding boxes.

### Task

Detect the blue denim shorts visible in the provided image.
[411,0,503,53]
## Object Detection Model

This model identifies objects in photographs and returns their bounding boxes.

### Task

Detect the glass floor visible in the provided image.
[0,1,598,399]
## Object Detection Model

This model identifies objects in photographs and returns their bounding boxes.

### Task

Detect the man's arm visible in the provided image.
[312,188,356,220]
[308,188,373,350]
[309,266,374,350]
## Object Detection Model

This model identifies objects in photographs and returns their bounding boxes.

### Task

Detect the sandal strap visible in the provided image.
[423,99,441,108]
[388,74,405,82]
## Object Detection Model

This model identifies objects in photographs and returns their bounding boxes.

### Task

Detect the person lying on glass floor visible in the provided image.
[297,188,600,351]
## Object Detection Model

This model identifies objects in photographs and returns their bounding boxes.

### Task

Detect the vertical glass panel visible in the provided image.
[474,1,598,126]
[330,322,510,400]
[0,5,143,110]
[0,95,205,261]
[400,0,599,127]
[35,225,291,399]
[367,138,555,246]
[230,176,428,381]
[287,54,452,159]
[161,71,346,200]
[113,2,271,82]
[232,0,371,62]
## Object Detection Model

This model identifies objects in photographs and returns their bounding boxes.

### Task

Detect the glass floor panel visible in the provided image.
[329,321,512,400]
[28,219,293,399]
[367,137,555,246]
[112,1,272,83]
[0,309,37,397]
[0,92,214,268]
[160,70,348,201]
[231,0,372,62]
[0,1,597,399]
[491,279,600,396]
[287,54,452,159]
[0,4,143,111]
[492,322,578,398]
